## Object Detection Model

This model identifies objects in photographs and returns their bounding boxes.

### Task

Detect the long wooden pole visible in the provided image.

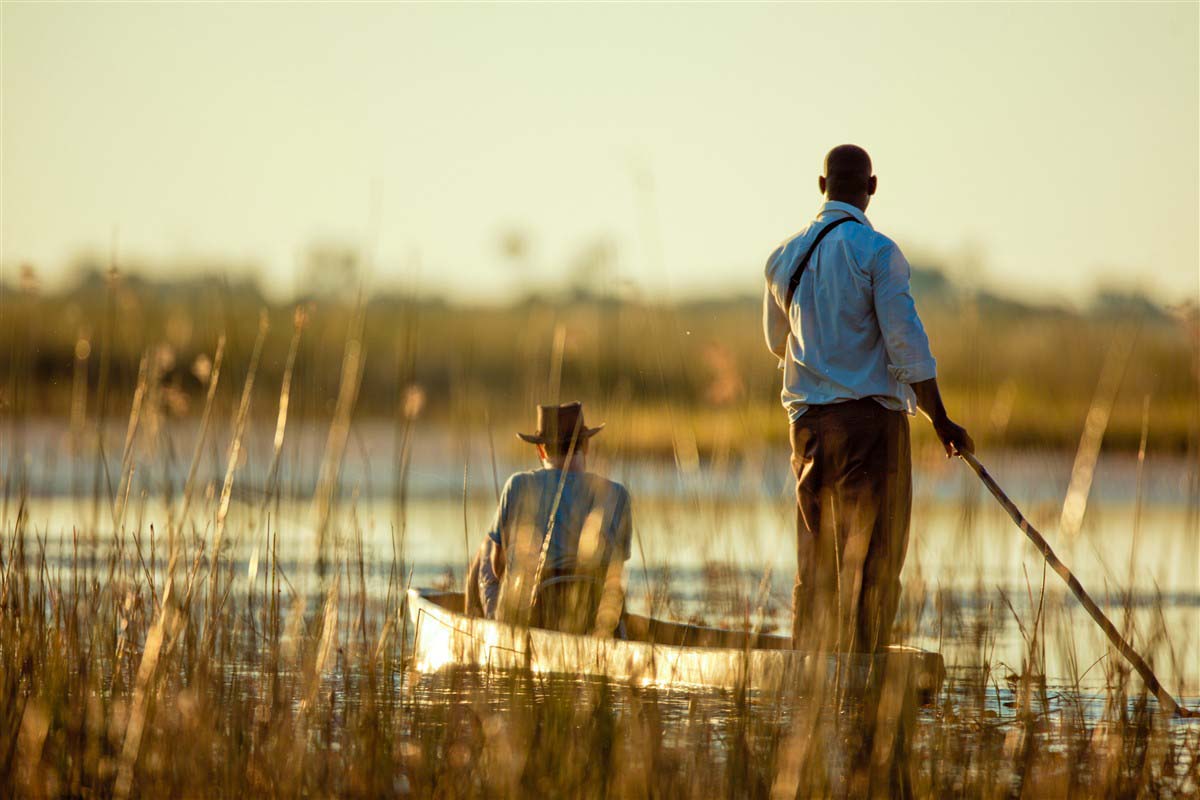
[958,451,1195,718]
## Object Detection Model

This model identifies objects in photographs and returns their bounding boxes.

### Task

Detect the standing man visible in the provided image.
[763,144,973,655]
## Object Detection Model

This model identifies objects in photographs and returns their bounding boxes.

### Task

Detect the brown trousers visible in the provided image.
[790,398,911,654]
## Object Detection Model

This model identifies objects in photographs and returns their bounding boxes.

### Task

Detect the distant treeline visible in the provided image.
[1,264,1197,455]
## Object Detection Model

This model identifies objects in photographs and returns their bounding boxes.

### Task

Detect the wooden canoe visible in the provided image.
[406,588,944,702]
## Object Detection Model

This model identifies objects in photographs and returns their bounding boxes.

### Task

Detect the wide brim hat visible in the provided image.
[517,401,605,446]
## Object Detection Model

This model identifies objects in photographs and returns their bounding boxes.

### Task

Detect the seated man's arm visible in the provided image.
[593,558,625,638]
[483,476,515,619]
[478,539,501,618]
[490,538,505,579]
[592,488,633,638]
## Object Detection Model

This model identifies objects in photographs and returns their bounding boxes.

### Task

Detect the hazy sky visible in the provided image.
[3,3,1197,304]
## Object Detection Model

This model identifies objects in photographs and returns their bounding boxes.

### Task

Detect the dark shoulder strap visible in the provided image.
[784,215,858,308]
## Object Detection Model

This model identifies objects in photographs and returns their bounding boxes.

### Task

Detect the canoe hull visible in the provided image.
[406,589,943,702]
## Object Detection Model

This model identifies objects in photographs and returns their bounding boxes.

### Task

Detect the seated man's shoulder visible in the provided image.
[503,469,540,494]
[586,473,632,503]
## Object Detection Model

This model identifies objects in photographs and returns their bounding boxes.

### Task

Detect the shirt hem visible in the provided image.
[785,394,914,422]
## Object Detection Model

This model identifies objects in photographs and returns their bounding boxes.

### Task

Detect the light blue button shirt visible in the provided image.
[486,469,633,570]
[482,468,633,621]
[763,201,937,421]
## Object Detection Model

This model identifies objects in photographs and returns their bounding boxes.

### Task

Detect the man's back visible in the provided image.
[488,468,632,628]
[763,200,937,421]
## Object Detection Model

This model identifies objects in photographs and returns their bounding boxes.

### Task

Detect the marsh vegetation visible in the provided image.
[1,269,1198,796]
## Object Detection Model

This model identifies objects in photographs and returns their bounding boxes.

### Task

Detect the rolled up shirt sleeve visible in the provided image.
[873,243,937,384]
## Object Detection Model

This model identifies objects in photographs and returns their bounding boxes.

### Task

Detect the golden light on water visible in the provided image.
[1,4,1197,797]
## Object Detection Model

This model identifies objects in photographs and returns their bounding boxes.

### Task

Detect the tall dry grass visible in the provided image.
[2,501,1199,797]
[1,269,1198,797]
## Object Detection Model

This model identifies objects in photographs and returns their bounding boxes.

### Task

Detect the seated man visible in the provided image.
[471,402,632,636]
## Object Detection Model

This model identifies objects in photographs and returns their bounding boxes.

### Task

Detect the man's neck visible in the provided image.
[825,194,869,212]
[542,454,587,472]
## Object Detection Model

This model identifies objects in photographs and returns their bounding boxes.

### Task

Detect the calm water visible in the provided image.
[4,420,1199,704]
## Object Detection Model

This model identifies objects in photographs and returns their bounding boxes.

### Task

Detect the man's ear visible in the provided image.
[818,175,827,196]
[867,175,877,196]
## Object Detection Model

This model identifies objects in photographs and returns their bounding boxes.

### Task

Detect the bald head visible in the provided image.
[819,144,876,211]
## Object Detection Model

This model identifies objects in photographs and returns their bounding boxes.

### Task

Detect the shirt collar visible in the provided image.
[818,200,873,230]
